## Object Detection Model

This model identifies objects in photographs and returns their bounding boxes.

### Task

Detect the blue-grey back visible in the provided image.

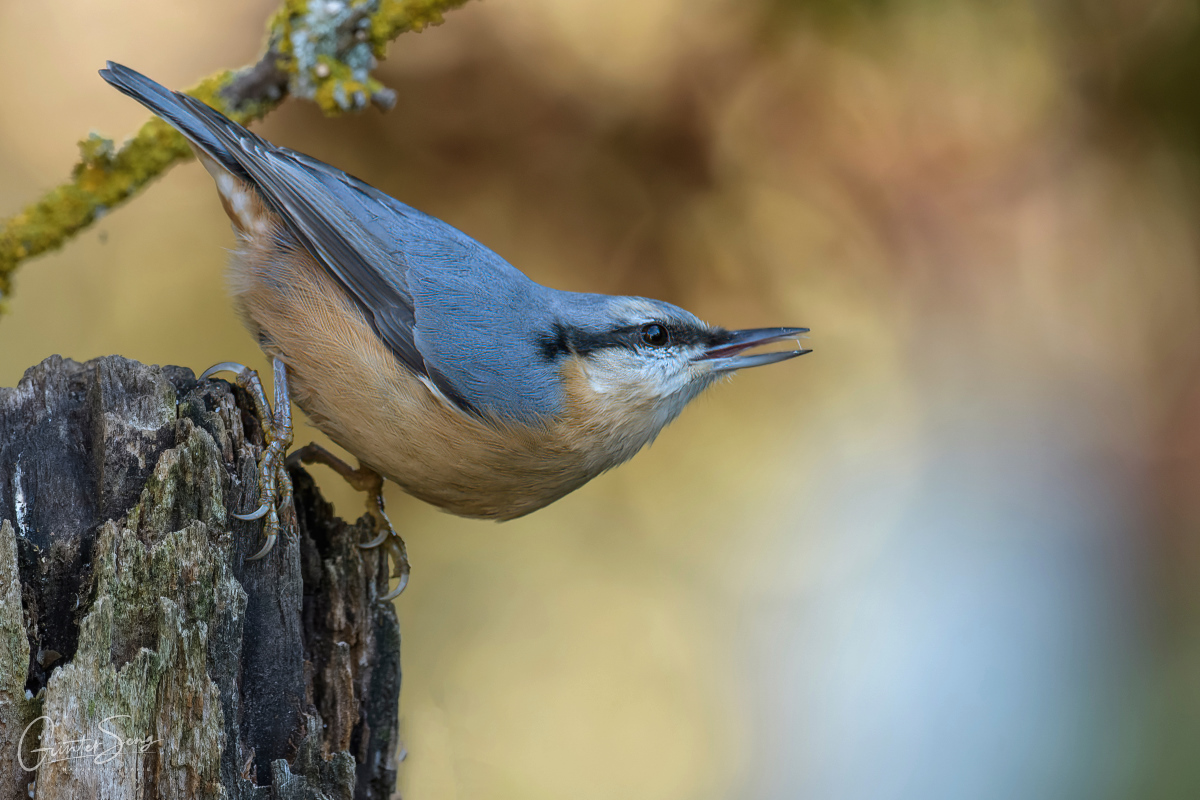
[299,160,573,419]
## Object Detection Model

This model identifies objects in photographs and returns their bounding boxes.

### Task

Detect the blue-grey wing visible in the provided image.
[168,96,448,390]
[246,150,565,420]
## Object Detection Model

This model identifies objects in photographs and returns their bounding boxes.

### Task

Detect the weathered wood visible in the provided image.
[0,355,401,800]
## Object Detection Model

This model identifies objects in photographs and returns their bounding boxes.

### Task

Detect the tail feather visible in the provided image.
[99,61,245,181]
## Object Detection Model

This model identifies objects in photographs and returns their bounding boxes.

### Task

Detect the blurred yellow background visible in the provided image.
[4,0,1200,797]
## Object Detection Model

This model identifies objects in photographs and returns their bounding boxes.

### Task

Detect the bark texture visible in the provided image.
[0,355,401,800]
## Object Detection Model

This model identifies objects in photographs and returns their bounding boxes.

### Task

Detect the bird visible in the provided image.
[99,62,810,599]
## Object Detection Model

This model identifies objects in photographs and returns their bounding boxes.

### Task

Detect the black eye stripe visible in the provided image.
[617,323,725,348]
[537,321,729,361]
[536,323,615,360]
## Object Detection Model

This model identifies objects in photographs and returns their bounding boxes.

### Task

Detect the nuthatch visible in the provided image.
[100,63,810,599]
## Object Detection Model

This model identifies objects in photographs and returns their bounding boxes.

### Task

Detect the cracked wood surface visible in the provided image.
[0,355,401,800]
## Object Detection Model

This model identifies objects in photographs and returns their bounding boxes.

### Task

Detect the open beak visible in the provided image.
[695,327,811,373]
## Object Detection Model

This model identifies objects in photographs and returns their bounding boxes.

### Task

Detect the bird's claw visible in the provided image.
[200,361,254,382]
[201,358,294,560]
[359,491,409,600]
[202,362,405,594]
[288,443,411,600]
[246,533,277,561]
[233,502,271,521]
[377,532,410,601]
[360,529,390,549]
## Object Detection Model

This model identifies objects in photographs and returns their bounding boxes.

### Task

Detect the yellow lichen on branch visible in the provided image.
[369,0,468,49]
[0,0,472,312]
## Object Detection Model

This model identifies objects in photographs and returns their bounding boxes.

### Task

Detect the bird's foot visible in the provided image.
[287,443,410,601]
[200,357,294,561]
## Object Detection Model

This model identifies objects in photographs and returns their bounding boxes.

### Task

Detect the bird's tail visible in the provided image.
[99,61,241,177]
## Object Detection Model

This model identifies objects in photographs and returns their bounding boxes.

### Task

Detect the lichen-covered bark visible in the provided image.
[0,356,401,800]
[0,521,38,800]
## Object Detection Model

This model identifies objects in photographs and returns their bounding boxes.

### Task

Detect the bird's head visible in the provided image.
[541,295,809,462]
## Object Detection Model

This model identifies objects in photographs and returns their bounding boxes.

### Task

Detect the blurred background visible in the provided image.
[3,0,1199,797]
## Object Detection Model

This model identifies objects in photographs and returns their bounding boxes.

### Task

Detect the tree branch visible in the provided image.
[0,0,471,313]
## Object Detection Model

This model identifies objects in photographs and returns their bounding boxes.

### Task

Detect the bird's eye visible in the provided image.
[640,323,670,347]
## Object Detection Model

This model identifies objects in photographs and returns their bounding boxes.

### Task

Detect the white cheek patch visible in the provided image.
[581,351,638,397]
[584,362,620,396]
[583,350,689,401]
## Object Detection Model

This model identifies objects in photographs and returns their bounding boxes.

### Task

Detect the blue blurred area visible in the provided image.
[748,382,1150,799]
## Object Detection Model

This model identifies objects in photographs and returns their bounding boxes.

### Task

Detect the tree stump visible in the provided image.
[0,355,401,800]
